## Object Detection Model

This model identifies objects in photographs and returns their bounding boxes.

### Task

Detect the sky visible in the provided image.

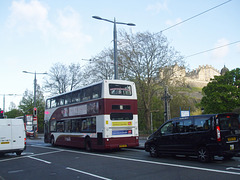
[0,0,239,111]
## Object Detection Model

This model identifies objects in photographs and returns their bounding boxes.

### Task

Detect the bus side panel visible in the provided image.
[53,133,139,150]
[54,133,87,149]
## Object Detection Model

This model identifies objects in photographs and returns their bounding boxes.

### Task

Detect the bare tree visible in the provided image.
[81,31,184,131]
[82,49,114,84]
[44,62,83,94]
[8,102,17,111]
[68,63,83,91]
[118,31,184,131]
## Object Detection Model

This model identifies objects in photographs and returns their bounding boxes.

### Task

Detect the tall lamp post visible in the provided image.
[92,16,136,79]
[23,71,47,137]
[22,71,47,108]
[0,94,22,113]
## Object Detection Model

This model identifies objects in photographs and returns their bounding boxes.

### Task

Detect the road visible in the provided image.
[1,137,240,180]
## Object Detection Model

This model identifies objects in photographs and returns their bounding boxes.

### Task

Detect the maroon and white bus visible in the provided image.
[44,80,139,150]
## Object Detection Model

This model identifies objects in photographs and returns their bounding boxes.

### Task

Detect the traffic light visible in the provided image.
[33,107,37,117]
[0,110,4,118]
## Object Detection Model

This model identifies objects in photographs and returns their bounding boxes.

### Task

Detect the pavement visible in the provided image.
[137,137,147,150]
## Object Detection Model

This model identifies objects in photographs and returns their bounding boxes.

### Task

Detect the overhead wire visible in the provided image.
[158,0,236,59]
[161,0,232,32]
[184,40,240,59]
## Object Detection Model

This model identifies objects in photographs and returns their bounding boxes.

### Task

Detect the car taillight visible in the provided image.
[216,126,221,142]
[24,138,26,145]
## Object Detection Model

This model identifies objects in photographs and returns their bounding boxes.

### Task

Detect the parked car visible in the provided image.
[145,113,240,162]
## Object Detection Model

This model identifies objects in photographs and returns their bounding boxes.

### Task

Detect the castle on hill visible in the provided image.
[159,64,228,88]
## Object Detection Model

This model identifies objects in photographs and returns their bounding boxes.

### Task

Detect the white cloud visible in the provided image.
[7,0,52,34]
[6,0,91,48]
[56,6,92,47]
[165,18,182,27]
[146,1,168,14]
[212,38,229,59]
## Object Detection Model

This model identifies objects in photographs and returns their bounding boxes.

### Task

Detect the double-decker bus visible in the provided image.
[16,115,35,137]
[44,80,139,150]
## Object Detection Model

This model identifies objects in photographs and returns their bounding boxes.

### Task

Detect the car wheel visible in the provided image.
[198,147,210,163]
[16,151,22,156]
[149,145,158,157]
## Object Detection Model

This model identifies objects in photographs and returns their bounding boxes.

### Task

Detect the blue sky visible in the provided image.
[0,0,239,111]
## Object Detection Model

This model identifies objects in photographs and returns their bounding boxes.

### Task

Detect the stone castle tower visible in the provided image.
[159,64,223,88]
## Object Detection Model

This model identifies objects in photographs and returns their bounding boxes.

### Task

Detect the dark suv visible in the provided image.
[145,113,240,162]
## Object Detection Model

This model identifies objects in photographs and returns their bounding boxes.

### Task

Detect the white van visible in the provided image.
[0,119,26,155]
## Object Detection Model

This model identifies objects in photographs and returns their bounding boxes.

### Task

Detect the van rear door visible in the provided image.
[11,119,25,150]
[0,119,11,151]
[217,113,240,150]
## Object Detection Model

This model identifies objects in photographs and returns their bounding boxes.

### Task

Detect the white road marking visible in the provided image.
[66,149,240,176]
[3,145,240,176]
[0,156,25,162]
[27,156,51,164]
[0,150,62,162]
[8,170,24,174]
[226,167,240,171]
[29,150,64,157]
[66,167,112,180]
[35,145,240,176]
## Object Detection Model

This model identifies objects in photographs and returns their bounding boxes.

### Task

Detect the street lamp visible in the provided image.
[92,16,136,79]
[23,71,47,138]
[0,94,21,113]
[22,71,47,108]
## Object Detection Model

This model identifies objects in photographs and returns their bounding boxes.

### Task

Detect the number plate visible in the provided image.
[1,142,10,144]
[228,137,237,142]
[230,144,234,150]
[119,144,127,148]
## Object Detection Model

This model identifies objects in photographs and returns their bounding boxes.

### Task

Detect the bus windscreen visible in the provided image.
[109,84,132,96]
